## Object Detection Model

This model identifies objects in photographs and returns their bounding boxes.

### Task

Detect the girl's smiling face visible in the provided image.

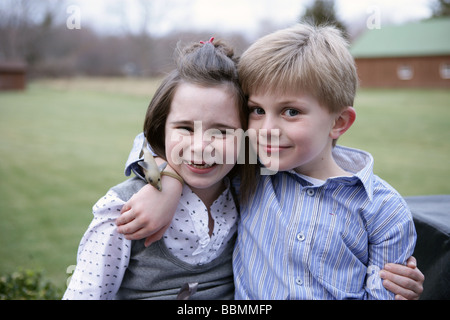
[165,82,242,197]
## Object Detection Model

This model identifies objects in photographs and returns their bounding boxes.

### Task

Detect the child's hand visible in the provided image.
[380,256,424,300]
[116,174,183,247]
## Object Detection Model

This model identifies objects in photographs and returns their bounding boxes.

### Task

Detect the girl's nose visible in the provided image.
[191,130,210,163]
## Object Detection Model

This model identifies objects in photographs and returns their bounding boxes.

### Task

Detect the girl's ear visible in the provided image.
[330,106,356,140]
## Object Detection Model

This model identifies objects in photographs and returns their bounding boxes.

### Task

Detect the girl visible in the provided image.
[63,38,253,300]
[117,29,425,299]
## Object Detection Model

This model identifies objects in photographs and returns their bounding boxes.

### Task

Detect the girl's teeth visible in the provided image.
[191,164,212,169]
[185,161,213,169]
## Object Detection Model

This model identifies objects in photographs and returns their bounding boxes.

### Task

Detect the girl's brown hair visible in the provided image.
[143,39,255,203]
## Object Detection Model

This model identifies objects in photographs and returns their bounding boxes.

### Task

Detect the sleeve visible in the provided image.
[364,194,417,300]
[124,132,145,179]
[124,133,159,180]
[63,190,131,300]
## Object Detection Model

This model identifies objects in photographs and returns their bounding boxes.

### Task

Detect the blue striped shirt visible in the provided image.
[233,145,416,300]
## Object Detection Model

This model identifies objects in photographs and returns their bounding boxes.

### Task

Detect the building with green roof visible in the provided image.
[350,18,450,88]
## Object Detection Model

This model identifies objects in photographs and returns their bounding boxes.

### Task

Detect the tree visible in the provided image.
[432,0,450,17]
[299,0,348,37]
[0,0,66,67]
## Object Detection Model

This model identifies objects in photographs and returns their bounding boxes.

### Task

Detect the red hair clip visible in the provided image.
[200,37,214,44]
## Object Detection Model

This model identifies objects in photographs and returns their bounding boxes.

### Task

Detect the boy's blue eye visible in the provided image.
[251,107,265,115]
[284,109,300,117]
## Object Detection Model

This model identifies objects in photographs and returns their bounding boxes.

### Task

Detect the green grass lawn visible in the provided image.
[0,78,449,297]
[0,79,154,294]
[340,88,450,195]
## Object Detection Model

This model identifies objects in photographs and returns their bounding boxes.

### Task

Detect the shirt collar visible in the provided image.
[332,145,375,201]
[179,177,237,256]
[287,145,375,201]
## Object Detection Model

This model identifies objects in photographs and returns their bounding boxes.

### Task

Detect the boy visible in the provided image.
[118,24,422,299]
[231,23,416,299]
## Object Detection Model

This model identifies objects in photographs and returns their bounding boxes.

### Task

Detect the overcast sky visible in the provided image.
[71,0,434,38]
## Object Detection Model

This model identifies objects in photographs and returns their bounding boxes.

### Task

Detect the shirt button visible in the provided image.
[295,277,303,286]
[297,232,305,242]
[306,189,315,196]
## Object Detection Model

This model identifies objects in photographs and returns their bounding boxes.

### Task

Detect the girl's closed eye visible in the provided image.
[212,130,228,138]
[203,129,234,141]
[219,129,236,136]
[176,126,193,134]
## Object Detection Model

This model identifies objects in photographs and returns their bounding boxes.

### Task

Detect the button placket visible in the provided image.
[296,232,305,242]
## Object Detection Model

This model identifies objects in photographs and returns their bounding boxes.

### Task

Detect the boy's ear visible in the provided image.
[330,107,356,140]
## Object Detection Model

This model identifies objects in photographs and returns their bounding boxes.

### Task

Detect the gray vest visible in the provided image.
[112,177,235,300]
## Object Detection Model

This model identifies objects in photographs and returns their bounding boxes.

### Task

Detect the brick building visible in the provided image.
[0,61,27,90]
[350,18,450,88]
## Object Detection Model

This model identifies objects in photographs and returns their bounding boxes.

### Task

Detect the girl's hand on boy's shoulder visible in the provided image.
[380,256,424,300]
[116,173,182,247]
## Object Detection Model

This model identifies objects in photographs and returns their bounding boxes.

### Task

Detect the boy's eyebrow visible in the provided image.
[247,98,259,105]
[248,99,298,106]
[170,120,239,130]
[248,96,309,106]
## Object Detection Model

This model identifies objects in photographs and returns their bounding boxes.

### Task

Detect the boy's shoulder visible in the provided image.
[334,145,412,221]
[371,174,411,211]
[363,174,415,243]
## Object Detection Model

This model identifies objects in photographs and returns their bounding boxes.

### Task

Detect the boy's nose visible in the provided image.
[261,115,279,131]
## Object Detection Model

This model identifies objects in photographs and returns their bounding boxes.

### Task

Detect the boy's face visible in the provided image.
[247,90,339,178]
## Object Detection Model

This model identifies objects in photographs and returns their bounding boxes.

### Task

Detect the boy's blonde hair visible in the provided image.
[238,23,358,113]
